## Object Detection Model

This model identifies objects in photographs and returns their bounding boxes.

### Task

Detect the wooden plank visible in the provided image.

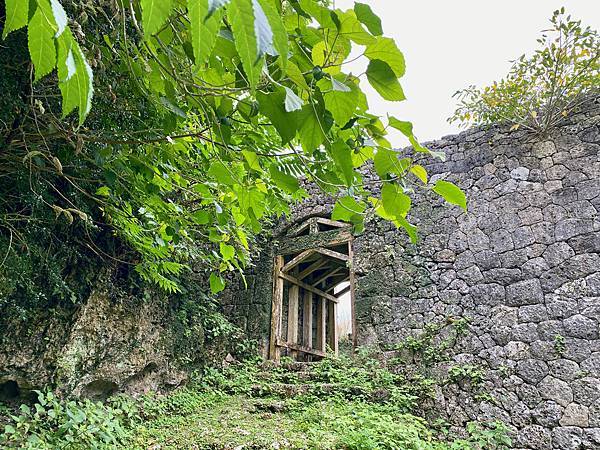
[277,229,352,255]
[281,249,316,273]
[316,297,327,352]
[276,338,326,358]
[315,217,351,229]
[278,271,339,303]
[287,279,299,357]
[348,239,357,350]
[328,301,339,356]
[315,247,349,262]
[298,259,328,280]
[313,267,341,287]
[289,218,313,237]
[302,290,313,348]
[269,255,284,361]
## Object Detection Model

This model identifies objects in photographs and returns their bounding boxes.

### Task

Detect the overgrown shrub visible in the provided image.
[450,9,599,134]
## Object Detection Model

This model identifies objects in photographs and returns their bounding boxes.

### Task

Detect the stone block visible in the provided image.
[506,279,544,306]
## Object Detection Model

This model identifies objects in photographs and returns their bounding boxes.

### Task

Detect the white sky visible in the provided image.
[334,0,600,144]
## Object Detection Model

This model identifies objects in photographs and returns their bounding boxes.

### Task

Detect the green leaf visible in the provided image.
[140,0,174,36]
[220,242,235,261]
[329,140,354,186]
[2,0,29,39]
[286,61,310,91]
[252,0,274,58]
[208,161,236,185]
[297,104,327,152]
[229,0,262,87]
[331,196,365,222]
[210,272,226,293]
[366,59,405,102]
[208,0,231,16]
[189,0,224,67]
[365,37,406,77]
[258,0,288,68]
[410,165,428,183]
[354,3,382,36]
[192,210,210,224]
[373,147,397,177]
[28,0,57,81]
[269,165,299,193]
[331,76,351,92]
[433,180,467,210]
[49,0,68,37]
[298,0,337,29]
[242,150,261,171]
[324,88,357,126]
[381,183,410,218]
[57,30,93,124]
[336,9,375,45]
[284,87,304,112]
[396,216,418,243]
[257,89,297,144]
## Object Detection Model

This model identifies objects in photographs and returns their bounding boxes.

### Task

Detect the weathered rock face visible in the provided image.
[226,97,600,449]
[0,273,228,400]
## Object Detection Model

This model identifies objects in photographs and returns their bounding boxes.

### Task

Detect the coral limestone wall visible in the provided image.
[229,97,600,449]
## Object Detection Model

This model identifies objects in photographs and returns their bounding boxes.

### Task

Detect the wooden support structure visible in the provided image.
[302,290,313,348]
[269,217,355,361]
[278,271,339,303]
[327,300,338,355]
[269,255,284,361]
[316,297,327,352]
[287,274,299,358]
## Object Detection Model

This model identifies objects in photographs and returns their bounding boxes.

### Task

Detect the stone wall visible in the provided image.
[227,97,600,449]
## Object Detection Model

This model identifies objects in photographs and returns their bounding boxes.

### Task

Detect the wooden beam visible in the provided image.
[315,247,349,262]
[326,275,350,293]
[269,256,284,361]
[277,229,352,255]
[328,301,338,356]
[278,271,339,303]
[309,218,319,234]
[316,297,327,352]
[281,249,316,273]
[298,259,328,280]
[276,338,326,358]
[348,239,357,350]
[315,217,351,229]
[313,267,342,287]
[287,278,299,357]
[302,290,313,348]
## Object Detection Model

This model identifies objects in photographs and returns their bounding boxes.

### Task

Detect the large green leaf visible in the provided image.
[365,37,405,77]
[257,0,287,67]
[297,104,327,152]
[366,59,405,102]
[336,10,375,45]
[57,30,93,124]
[256,89,298,144]
[324,87,357,126]
[433,180,467,210]
[209,272,226,293]
[28,0,57,81]
[189,0,224,67]
[329,140,354,186]
[229,0,261,87]
[140,0,175,36]
[269,165,299,193]
[2,0,29,39]
[354,3,382,36]
[373,147,398,177]
[208,161,236,185]
[381,183,410,218]
[331,196,365,222]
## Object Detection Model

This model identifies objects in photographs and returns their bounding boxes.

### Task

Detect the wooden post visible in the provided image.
[348,239,357,350]
[287,276,299,358]
[316,297,327,352]
[302,290,313,349]
[269,255,284,361]
[327,300,338,355]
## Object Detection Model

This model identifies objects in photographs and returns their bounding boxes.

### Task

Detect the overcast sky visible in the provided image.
[334,0,600,145]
